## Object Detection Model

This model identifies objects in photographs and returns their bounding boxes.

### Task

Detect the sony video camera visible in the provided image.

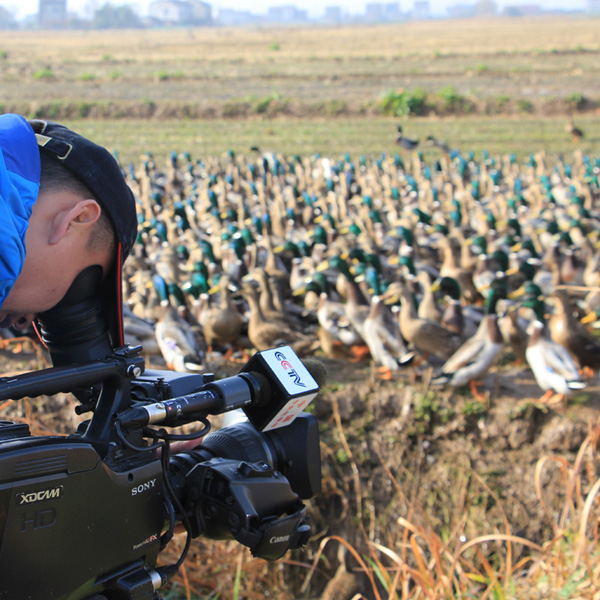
[0,267,323,600]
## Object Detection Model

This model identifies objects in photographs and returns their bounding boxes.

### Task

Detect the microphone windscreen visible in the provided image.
[301,357,328,388]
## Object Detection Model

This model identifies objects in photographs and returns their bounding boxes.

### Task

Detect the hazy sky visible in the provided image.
[3,0,586,20]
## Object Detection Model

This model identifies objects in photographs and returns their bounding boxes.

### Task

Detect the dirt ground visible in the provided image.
[1,341,599,598]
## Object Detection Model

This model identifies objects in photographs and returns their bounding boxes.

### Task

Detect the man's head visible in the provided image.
[0,120,137,346]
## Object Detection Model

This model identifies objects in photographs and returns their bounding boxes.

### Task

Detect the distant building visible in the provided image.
[365,3,384,21]
[324,5,343,23]
[148,0,211,25]
[447,3,476,17]
[39,0,67,28]
[188,0,211,23]
[412,0,430,19]
[503,4,541,16]
[474,0,497,15]
[267,5,308,23]
[365,2,402,21]
[149,0,191,23]
[384,3,402,20]
[587,0,600,13]
[0,5,17,28]
[216,8,260,25]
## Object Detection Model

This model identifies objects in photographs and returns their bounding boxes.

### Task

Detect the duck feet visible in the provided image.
[470,380,489,403]
[377,366,394,381]
[536,390,565,406]
[349,344,370,362]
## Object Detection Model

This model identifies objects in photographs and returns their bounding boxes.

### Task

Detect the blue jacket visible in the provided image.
[0,114,40,310]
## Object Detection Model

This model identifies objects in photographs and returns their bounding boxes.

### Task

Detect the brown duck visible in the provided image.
[239,280,318,356]
[549,288,600,375]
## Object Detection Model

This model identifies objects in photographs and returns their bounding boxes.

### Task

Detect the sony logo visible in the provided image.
[17,487,63,505]
[131,478,157,496]
[269,534,290,544]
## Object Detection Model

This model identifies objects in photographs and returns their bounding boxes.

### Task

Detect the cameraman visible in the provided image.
[0,113,137,346]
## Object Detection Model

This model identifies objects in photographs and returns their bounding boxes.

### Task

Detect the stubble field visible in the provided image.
[2,16,600,600]
[0,17,599,162]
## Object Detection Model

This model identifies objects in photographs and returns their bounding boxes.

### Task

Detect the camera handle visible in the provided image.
[0,344,145,452]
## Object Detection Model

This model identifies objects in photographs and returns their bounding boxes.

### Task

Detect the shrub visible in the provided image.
[380,88,428,117]
[269,42,280,51]
[155,70,185,82]
[517,99,533,113]
[46,101,63,119]
[32,67,55,80]
[251,90,285,115]
[566,92,586,110]
[77,101,93,117]
[436,85,465,112]
[79,72,97,81]
[0,50,8,60]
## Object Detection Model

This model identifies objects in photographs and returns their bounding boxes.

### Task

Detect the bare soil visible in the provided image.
[2,342,599,598]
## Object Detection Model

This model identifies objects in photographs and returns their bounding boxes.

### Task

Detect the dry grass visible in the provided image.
[149,403,600,600]
[297,422,600,600]
[2,17,599,62]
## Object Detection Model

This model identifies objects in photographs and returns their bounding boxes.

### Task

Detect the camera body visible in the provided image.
[0,268,323,600]
[0,423,165,599]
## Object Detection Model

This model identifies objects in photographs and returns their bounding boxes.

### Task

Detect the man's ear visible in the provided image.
[49,200,102,245]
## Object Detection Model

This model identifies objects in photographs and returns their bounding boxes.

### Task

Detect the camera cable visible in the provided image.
[113,419,211,588]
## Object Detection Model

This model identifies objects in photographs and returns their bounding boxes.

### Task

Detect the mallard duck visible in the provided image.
[416,270,442,323]
[202,275,247,355]
[566,114,584,143]
[316,291,362,348]
[248,267,286,323]
[390,279,464,364]
[437,235,480,304]
[526,316,586,405]
[362,295,414,378]
[122,304,160,356]
[239,280,317,356]
[433,276,481,338]
[245,267,310,333]
[395,125,419,151]
[548,288,600,375]
[430,276,508,399]
[498,301,528,364]
[153,275,206,372]
[425,135,451,154]
[472,250,509,296]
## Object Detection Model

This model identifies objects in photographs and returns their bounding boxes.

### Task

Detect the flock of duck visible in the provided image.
[1,139,595,406]
[110,139,600,405]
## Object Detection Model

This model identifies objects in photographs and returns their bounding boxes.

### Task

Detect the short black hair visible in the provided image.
[39,152,116,255]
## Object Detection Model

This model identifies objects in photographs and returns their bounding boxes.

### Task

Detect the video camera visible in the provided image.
[0,267,323,600]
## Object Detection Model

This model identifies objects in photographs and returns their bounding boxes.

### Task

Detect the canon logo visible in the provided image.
[131,478,157,496]
[269,534,290,544]
[17,487,62,505]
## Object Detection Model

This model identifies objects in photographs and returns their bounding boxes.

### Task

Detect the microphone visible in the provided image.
[240,349,326,431]
[117,346,326,430]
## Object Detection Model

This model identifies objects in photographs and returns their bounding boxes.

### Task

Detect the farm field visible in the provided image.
[1,17,599,162]
[2,17,600,109]
[1,15,600,600]
[62,113,600,166]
